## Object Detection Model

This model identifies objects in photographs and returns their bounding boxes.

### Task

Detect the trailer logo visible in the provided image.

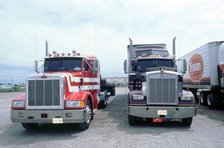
[189,54,204,81]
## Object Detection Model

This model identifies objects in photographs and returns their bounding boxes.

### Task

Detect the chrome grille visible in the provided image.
[28,79,60,107]
[147,73,177,105]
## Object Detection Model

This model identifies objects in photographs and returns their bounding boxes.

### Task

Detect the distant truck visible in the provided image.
[177,41,224,108]
[124,38,197,126]
[100,78,116,96]
[11,42,109,130]
[97,78,116,109]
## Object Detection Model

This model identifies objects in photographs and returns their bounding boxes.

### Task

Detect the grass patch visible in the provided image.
[0,87,25,92]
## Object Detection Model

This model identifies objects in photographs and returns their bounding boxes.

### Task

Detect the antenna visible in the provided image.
[94,26,98,56]
[35,33,37,60]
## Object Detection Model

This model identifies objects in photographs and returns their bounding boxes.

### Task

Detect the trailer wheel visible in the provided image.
[128,115,137,126]
[182,117,193,127]
[21,123,38,130]
[79,100,92,130]
[207,94,215,108]
[199,93,207,105]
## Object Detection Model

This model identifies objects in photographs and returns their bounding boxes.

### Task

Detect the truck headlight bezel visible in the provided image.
[65,100,85,109]
[11,100,25,109]
[180,94,194,102]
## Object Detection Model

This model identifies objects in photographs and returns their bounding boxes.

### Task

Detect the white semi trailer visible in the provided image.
[177,41,224,108]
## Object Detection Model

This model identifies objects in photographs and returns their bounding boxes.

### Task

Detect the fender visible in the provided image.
[12,93,26,101]
[92,93,100,110]
[11,93,26,110]
[65,91,95,109]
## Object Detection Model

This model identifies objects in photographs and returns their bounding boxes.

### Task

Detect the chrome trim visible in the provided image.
[146,71,178,105]
[26,73,65,110]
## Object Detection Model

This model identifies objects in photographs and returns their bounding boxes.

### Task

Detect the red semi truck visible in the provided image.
[11,43,108,130]
[177,41,224,108]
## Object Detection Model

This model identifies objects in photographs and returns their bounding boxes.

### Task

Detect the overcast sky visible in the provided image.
[0,0,224,82]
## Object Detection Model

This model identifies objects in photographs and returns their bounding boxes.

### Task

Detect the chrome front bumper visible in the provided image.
[11,109,87,124]
[128,105,197,119]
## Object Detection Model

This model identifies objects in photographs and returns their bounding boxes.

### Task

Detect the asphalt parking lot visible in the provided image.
[0,88,224,148]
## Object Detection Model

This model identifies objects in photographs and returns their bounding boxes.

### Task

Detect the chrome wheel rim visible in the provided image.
[200,94,204,104]
[207,95,211,106]
[86,104,92,124]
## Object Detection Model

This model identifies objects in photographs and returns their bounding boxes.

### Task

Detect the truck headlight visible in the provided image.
[180,94,193,101]
[12,100,25,109]
[133,95,144,100]
[65,100,85,108]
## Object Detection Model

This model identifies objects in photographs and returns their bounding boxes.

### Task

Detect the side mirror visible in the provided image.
[33,60,44,73]
[33,60,39,73]
[124,60,127,74]
[182,59,187,74]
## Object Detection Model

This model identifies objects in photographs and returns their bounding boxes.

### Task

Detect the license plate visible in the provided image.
[52,118,63,124]
[158,110,167,115]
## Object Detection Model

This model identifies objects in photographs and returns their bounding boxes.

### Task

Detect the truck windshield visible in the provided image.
[133,59,174,72]
[44,58,82,72]
[135,49,169,58]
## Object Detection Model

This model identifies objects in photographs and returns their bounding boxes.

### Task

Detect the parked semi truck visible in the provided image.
[11,42,108,130]
[177,41,224,108]
[124,38,197,126]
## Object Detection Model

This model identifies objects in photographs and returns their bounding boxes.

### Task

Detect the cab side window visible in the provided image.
[83,60,89,71]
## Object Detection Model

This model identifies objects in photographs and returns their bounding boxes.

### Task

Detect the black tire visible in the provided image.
[21,123,38,130]
[182,117,193,127]
[207,93,223,109]
[102,101,107,109]
[128,115,137,126]
[207,94,215,109]
[110,88,115,96]
[78,100,92,131]
[199,93,207,105]
[98,100,107,109]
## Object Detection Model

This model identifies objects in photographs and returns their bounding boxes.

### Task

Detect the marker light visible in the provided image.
[53,51,57,54]
[72,50,76,55]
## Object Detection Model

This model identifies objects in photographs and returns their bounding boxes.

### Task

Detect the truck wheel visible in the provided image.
[128,115,137,126]
[199,93,207,105]
[98,100,107,109]
[79,100,92,130]
[102,101,107,109]
[182,117,192,127]
[21,123,38,130]
[110,88,115,96]
[207,94,215,108]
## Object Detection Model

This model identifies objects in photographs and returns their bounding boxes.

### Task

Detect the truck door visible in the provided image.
[83,59,99,109]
